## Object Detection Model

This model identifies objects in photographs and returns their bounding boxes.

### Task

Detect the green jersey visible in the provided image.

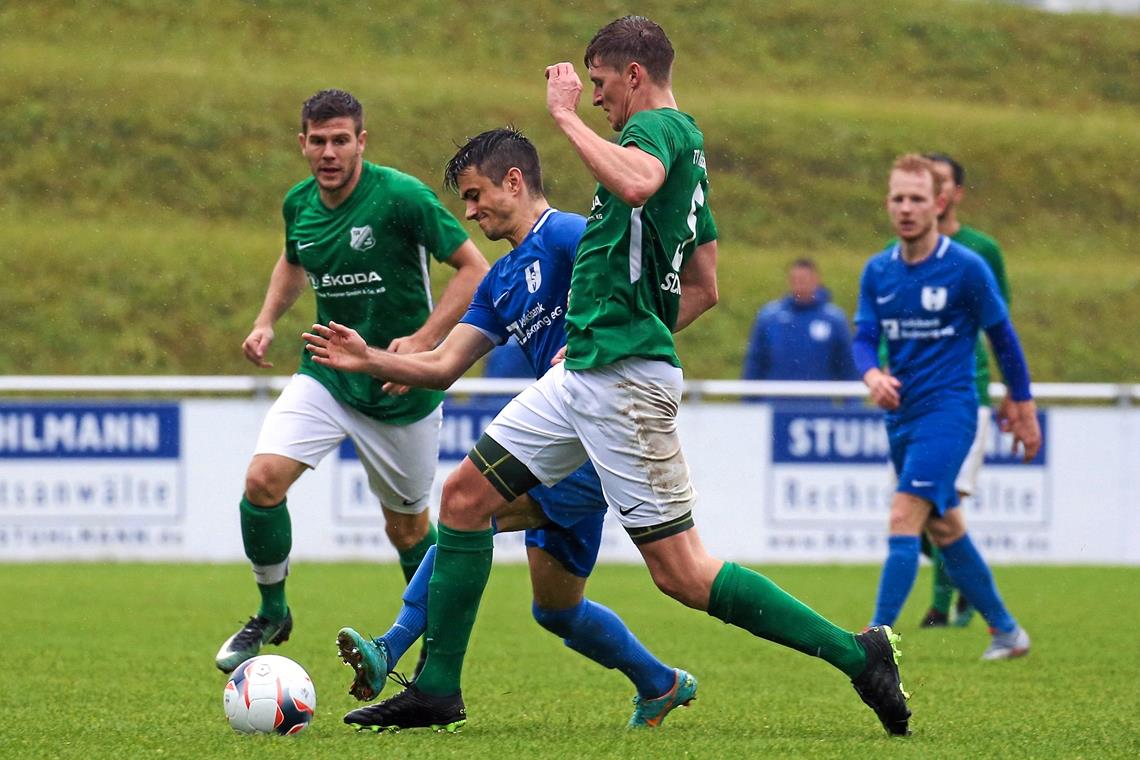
[282,161,469,423]
[953,225,1010,405]
[564,108,717,371]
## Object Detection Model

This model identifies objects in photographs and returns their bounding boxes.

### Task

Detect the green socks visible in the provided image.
[398,522,438,583]
[708,562,866,679]
[240,496,292,622]
[415,524,494,696]
[930,546,954,615]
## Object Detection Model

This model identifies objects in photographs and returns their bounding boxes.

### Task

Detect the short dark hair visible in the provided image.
[443,127,544,197]
[790,258,817,272]
[584,15,674,83]
[924,152,965,187]
[301,89,363,134]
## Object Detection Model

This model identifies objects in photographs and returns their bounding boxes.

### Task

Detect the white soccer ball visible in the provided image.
[223,654,317,735]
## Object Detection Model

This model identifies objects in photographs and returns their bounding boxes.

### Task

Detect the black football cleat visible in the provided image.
[344,684,466,734]
[852,625,911,736]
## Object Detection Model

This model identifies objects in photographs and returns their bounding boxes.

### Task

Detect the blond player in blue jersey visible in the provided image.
[214,89,488,673]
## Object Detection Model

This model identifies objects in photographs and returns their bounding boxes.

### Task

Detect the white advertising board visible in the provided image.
[1,398,1136,564]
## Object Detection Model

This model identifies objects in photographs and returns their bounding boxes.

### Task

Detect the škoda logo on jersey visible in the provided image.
[349,225,376,251]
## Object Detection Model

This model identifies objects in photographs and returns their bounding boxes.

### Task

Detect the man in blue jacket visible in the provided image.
[743,259,858,386]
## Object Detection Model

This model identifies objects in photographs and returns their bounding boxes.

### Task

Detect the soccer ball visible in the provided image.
[222,654,317,735]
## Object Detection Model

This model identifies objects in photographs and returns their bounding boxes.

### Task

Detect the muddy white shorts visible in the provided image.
[483,358,696,530]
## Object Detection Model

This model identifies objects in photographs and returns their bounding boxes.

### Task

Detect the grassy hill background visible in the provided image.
[1,0,1137,381]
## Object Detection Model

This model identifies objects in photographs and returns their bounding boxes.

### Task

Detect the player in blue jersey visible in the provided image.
[304,127,699,729]
[852,154,1041,660]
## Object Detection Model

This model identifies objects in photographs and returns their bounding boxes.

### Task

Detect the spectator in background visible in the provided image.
[742,259,859,395]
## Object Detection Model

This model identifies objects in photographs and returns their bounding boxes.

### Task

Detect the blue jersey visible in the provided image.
[461,209,606,577]
[461,208,583,374]
[855,236,1008,416]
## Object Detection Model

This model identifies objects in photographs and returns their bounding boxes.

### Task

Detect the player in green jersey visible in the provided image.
[350,17,910,737]
[214,89,489,673]
[916,153,1013,629]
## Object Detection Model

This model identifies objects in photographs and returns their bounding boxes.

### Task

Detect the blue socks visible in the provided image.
[532,599,675,698]
[939,534,1017,633]
[375,545,435,668]
[872,535,922,627]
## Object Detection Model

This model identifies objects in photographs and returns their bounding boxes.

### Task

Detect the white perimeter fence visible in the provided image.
[1,377,1137,565]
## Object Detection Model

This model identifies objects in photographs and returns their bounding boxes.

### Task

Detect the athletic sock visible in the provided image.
[930,545,954,615]
[533,599,675,698]
[240,496,291,622]
[869,535,921,627]
[939,534,1017,633]
[377,545,435,668]
[708,562,866,679]
[414,524,494,696]
[397,522,437,584]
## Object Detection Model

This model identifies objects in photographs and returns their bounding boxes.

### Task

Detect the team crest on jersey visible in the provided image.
[349,225,376,251]
[809,320,832,341]
[525,261,542,293]
[921,286,948,312]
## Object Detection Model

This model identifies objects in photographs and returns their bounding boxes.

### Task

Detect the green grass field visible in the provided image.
[3,563,1137,758]
[1,0,1138,381]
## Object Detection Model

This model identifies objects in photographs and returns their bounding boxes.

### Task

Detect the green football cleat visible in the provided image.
[628,669,698,728]
[215,611,293,673]
[336,627,391,702]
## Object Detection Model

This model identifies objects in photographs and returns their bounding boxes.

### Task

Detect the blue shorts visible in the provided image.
[887,396,977,515]
[524,462,606,578]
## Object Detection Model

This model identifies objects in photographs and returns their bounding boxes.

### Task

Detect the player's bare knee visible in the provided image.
[440,469,497,524]
[244,469,286,506]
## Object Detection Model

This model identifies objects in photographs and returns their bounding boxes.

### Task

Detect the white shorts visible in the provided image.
[483,358,696,529]
[254,374,441,514]
[954,407,991,497]
[887,406,991,498]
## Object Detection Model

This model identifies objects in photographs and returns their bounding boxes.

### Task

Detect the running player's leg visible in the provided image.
[217,374,348,672]
[871,405,974,628]
[338,494,550,702]
[523,486,678,709]
[566,358,909,735]
[928,508,1028,659]
[941,406,991,628]
[349,405,443,584]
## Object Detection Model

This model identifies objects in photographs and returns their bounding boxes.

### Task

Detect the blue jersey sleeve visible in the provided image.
[853,258,880,326]
[459,265,508,345]
[965,254,1009,330]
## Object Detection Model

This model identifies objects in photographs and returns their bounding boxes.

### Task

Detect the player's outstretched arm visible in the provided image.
[303,322,494,391]
[242,251,309,369]
[674,240,719,332]
[544,62,666,206]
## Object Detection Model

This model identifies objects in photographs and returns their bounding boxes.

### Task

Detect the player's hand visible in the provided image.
[863,368,901,411]
[382,334,434,395]
[1002,398,1041,463]
[302,321,370,374]
[545,62,583,120]
[995,395,1015,432]
[242,325,275,369]
[550,345,567,366]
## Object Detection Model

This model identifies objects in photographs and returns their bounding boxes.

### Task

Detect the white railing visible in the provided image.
[0,376,1135,404]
